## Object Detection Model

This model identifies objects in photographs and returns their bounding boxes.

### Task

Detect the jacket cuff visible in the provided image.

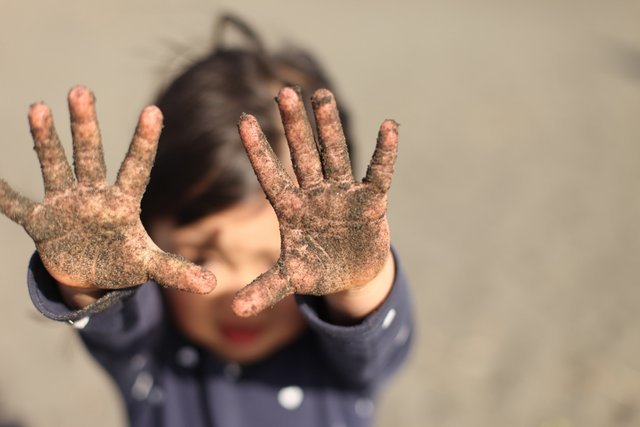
[295,247,410,340]
[27,252,140,324]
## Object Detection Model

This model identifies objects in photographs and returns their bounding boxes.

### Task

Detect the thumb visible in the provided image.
[147,251,216,294]
[232,266,292,317]
[0,179,37,230]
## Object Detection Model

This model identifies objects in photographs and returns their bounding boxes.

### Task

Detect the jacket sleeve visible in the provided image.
[27,252,165,353]
[295,247,414,390]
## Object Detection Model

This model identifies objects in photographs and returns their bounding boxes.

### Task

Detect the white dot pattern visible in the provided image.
[130,354,147,370]
[70,316,90,330]
[394,324,410,346]
[354,398,375,418]
[131,371,154,401]
[277,386,304,410]
[176,346,199,368]
[381,309,396,330]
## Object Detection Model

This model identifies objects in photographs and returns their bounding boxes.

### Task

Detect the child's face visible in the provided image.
[150,194,307,364]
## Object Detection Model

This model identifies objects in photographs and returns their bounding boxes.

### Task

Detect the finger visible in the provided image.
[28,103,74,193]
[311,89,353,182]
[147,251,216,294]
[276,87,323,188]
[0,179,37,227]
[238,114,295,205]
[116,106,162,200]
[232,267,292,317]
[68,85,107,186]
[364,120,399,193]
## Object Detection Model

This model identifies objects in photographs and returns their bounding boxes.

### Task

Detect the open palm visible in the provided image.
[233,87,398,317]
[0,86,215,293]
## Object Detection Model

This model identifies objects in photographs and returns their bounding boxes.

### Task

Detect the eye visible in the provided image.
[192,249,219,267]
[187,232,221,266]
[173,247,200,264]
[193,255,207,266]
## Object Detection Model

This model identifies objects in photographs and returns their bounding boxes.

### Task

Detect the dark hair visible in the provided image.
[140,15,354,229]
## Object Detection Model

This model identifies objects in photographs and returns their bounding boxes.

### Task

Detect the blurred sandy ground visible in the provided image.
[1,0,640,426]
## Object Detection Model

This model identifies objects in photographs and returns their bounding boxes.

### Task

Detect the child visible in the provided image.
[0,15,412,427]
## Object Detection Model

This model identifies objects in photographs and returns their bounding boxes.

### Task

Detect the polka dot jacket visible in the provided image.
[27,249,413,427]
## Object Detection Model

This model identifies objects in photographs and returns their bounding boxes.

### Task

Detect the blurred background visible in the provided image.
[1,1,640,426]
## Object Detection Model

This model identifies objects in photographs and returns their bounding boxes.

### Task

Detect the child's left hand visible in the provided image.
[234,87,398,318]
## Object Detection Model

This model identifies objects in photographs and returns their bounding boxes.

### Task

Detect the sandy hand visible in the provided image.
[0,86,215,293]
[233,87,398,317]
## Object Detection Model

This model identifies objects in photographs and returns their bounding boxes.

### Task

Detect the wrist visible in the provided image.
[323,249,395,324]
[57,283,106,309]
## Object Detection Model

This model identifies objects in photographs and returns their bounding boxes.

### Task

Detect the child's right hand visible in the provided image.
[0,86,215,303]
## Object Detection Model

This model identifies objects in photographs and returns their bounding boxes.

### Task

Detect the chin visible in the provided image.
[220,348,270,365]
[211,338,280,365]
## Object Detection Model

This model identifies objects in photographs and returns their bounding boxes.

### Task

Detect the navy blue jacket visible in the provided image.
[28,250,413,427]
